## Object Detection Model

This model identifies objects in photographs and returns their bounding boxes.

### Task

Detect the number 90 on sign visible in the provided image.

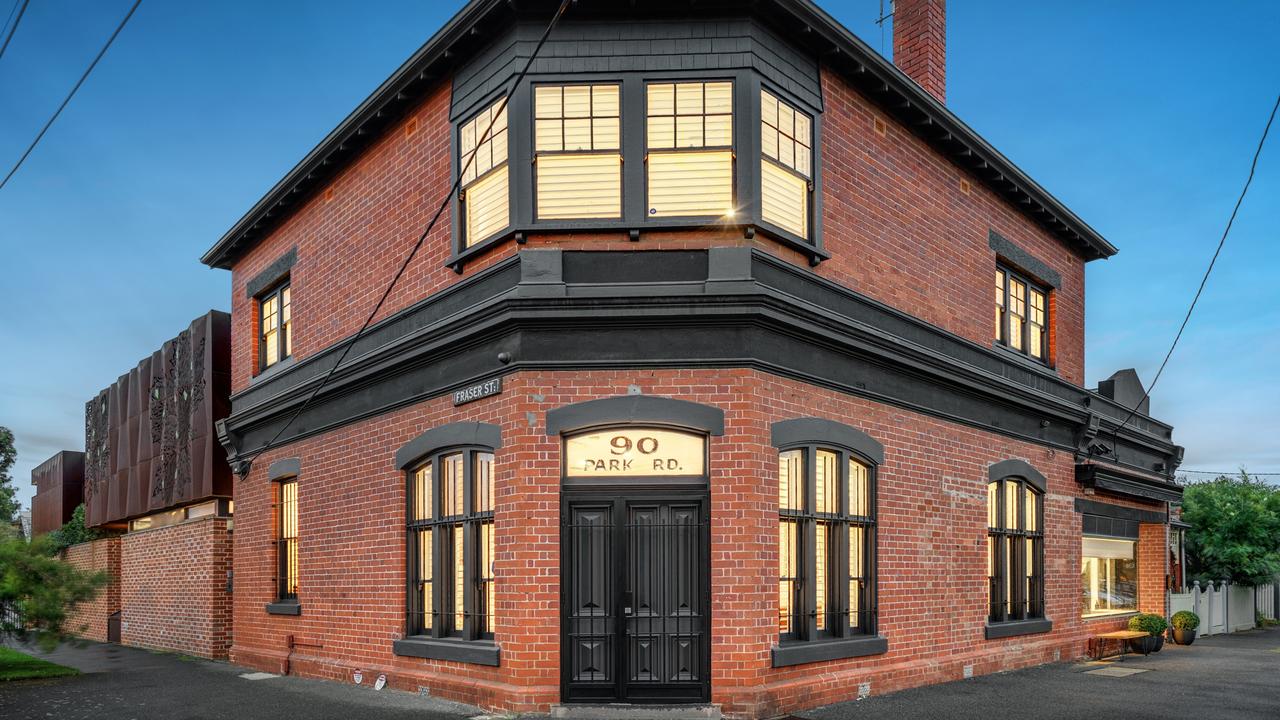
[565,428,705,477]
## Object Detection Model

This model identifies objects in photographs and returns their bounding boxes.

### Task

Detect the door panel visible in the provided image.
[563,495,709,703]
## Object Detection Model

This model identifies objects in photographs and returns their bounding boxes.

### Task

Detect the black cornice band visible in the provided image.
[267,457,301,482]
[546,395,725,437]
[770,417,884,464]
[988,458,1047,493]
[395,422,503,470]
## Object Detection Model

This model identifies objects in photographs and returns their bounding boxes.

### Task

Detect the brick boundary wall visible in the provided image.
[62,536,121,643]
[120,517,233,659]
[230,369,1170,718]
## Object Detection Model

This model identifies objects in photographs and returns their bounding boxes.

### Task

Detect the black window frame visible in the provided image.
[995,265,1049,364]
[446,69,827,272]
[275,475,299,603]
[757,83,816,245]
[406,446,497,643]
[987,475,1045,625]
[776,444,878,645]
[257,278,291,372]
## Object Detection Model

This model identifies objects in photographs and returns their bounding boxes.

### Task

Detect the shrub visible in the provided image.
[1127,613,1168,636]
[1171,610,1200,631]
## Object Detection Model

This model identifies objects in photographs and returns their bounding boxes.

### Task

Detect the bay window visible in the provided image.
[646,80,734,219]
[760,89,812,239]
[534,84,622,219]
[460,97,510,247]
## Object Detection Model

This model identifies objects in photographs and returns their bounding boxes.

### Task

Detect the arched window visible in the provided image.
[987,462,1046,625]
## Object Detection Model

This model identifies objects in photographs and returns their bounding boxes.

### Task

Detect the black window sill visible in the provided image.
[984,618,1052,640]
[265,601,301,616]
[392,636,500,666]
[771,635,887,667]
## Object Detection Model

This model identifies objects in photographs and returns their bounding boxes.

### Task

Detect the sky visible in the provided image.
[1,1,1278,511]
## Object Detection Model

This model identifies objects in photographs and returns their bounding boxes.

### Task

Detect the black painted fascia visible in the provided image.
[984,618,1052,640]
[771,635,888,667]
[392,637,500,666]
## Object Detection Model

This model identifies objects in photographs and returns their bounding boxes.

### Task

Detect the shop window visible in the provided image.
[460,97,510,247]
[760,89,812,239]
[987,475,1044,623]
[776,443,877,644]
[407,450,496,640]
[995,266,1049,362]
[1081,537,1138,617]
[534,84,622,219]
[646,81,734,218]
[258,280,291,371]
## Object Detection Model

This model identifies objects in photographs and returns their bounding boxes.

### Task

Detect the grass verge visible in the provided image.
[0,646,80,681]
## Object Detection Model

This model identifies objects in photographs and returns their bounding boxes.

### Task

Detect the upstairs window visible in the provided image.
[646,81,734,219]
[258,280,291,371]
[760,90,812,239]
[407,449,496,640]
[460,98,509,247]
[987,475,1044,624]
[995,266,1048,362]
[534,84,622,219]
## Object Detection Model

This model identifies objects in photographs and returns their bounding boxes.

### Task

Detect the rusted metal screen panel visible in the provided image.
[83,311,232,528]
[30,451,84,536]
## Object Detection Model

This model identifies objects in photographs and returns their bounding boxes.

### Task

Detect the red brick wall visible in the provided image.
[228,67,1088,395]
[62,537,121,643]
[120,517,233,659]
[230,370,1165,717]
[1138,522,1168,616]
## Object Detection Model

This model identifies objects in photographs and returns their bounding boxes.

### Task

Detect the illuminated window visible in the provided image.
[258,280,291,371]
[1081,537,1138,617]
[407,449,496,640]
[760,90,812,238]
[995,266,1049,362]
[277,477,299,602]
[987,475,1044,623]
[460,98,510,247]
[778,446,876,642]
[646,81,734,218]
[534,84,621,219]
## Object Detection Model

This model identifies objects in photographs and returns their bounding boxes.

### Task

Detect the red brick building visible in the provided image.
[203,1,1183,717]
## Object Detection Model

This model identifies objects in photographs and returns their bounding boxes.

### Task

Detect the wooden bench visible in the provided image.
[1093,630,1150,661]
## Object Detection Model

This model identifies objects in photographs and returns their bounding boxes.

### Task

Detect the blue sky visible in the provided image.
[2,1,1277,510]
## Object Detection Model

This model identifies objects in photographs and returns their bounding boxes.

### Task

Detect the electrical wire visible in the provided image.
[0,0,142,192]
[0,0,28,60]
[1177,469,1280,476]
[1101,92,1280,453]
[236,0,574,476]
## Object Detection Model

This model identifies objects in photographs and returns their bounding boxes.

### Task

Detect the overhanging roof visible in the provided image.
[201,0,1119,270]
[1077,460,1183,504]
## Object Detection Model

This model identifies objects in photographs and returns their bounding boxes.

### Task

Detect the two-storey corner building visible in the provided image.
[203,1,1184,717]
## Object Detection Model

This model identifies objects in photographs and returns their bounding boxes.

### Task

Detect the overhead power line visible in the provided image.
[236,0,574,476]
[0,0,29,61]
[1177,469,1280,476]
[0,0,142,192]
[1101,91,1280,452]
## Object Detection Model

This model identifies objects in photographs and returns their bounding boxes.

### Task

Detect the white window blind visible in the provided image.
[534,84,622,219]
[460,98,510,246]
[646,81,734,218]
[761,90,812,238]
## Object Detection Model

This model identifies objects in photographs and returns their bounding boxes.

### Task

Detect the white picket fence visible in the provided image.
[1170,577,1280,635]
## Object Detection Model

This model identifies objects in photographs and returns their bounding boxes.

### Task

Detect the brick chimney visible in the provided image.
[893,0,946,103]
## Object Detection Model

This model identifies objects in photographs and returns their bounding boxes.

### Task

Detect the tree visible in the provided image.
[0,426,18,525]
[1182,472,1280,586]
[47,505,104,553]
[0,526,108,650]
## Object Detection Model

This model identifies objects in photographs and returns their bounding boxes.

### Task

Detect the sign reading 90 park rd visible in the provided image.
[565,428,705,477]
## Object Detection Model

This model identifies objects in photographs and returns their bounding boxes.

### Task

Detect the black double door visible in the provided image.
[562,493,710,703]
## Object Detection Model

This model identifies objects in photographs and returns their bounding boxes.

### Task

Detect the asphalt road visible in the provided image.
[794,626,1280,720]
[2,627,1278,719]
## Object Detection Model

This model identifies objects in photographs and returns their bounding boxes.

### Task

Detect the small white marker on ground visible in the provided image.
[238,672,280,681]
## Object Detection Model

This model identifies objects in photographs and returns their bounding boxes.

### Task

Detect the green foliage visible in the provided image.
[1182,472,1280,586]
[1171,610,1200,630]
[1127,612,1168,637]
[0,528,108,650]
[47,505,104,553]
[0,427,18,526]
[0,646,79,681]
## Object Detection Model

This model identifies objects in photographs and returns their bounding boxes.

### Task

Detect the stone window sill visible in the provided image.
[985,618,1052,640]
[392,636,500,666]
[265,601,301,616]
[771,635,888,667]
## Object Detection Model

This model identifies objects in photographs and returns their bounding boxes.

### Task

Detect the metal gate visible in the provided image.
[562,494,710,703]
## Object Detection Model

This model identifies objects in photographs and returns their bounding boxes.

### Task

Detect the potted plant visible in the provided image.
[1126,613,1167,655]
[1171,610,1200,645]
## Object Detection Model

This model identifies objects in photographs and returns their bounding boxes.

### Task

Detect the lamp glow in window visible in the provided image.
[534,84,622,219]
[761,90,812,238]
[1081,537,1138,617]
[646,81,734,218]
[460,98,509,246]
[565,428,705,477]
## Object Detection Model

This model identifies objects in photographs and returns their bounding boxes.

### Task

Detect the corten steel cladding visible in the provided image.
[83,311,232,528]
[30,451,85,536]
